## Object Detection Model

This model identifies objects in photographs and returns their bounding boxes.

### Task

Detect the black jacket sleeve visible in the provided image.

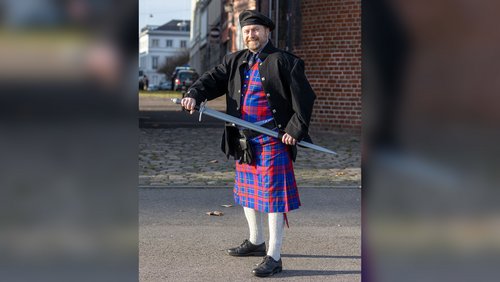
[185,55,230,105]
[284,58,316,140]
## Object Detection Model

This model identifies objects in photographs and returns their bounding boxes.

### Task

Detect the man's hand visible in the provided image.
[281,133,297,145]
[181,97,196,114]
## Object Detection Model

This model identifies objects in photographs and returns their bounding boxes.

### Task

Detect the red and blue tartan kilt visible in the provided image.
[234,57,300,213]
[234,134,300,213]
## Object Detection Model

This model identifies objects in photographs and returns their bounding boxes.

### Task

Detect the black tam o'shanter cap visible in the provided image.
[239,10,275,31]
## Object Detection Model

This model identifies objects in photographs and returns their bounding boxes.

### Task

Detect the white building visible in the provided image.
[139,20,191,85]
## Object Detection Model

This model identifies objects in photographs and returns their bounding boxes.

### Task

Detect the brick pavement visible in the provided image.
[139,127,361,187]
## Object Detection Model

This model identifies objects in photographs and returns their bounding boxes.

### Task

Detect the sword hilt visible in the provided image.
[171,98,200,111]
[277,131,285,140]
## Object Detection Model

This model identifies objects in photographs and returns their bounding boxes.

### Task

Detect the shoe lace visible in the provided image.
[257,255,271,267]
[240,239,251,248]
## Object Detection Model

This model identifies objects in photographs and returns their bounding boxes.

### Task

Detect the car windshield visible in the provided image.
[178,72,197,80]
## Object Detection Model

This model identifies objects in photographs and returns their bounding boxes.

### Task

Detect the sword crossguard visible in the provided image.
[198,100,207,122]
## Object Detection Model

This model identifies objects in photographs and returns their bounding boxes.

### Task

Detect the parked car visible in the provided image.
[171,66,192,78]
[171,66,194,90]
[159,81,172,90]
[147,84,159,91]
[173,70,199,92]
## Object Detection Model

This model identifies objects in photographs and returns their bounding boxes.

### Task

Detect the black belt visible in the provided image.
[239,120,277,139]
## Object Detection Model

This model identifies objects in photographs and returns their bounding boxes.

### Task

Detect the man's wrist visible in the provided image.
[185,88,196,98]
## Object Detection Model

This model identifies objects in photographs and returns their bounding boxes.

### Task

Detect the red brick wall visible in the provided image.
[293,0,361,133]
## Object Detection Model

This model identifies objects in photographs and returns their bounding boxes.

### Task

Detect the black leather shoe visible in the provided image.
[252,255,283,277]
[226,239,266,257]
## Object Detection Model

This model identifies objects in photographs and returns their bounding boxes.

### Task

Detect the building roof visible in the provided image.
[156,20,190,32]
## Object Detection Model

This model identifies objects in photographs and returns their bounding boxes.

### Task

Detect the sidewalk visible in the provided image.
[139,127,361,188]
[139,94,361,188]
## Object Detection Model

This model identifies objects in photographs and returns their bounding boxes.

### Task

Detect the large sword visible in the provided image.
[172,98,337,155]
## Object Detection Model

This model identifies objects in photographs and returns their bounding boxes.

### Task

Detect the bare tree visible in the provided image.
[157,50,190,80]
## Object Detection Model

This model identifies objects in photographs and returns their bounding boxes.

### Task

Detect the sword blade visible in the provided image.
[202,107,280,138]
[203,107,337,155]
[296,141,338,155]
[172,98,337,155]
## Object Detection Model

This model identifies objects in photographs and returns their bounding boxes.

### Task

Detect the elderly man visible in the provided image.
[181,10,316,277]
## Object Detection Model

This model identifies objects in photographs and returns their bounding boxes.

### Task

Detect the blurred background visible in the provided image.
[363,0,500,281]
[0,0,138,281]
[1,0,500,281]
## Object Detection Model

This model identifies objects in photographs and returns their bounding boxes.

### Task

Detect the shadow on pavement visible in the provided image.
[282,254,361,259]
[274,270,361,278]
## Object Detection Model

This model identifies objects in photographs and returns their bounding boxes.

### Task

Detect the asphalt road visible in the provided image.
[139,110,224,128]
[139,187,361,281]
[139,93,226,128]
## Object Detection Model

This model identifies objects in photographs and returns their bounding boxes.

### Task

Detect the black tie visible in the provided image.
[248,53,258,68]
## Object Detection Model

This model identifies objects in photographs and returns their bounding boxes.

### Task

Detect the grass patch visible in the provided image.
[139,91,183,98]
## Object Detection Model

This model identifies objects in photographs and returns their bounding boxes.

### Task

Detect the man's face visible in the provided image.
[242,24,270,52]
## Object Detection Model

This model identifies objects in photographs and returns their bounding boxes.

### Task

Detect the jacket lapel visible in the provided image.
[257,41,277,62]
[234,43,276,110]
[235,50,251,111]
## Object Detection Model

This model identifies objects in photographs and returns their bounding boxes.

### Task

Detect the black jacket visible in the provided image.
[186,42,316,161]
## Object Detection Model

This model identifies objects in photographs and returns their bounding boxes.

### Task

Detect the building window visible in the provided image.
[140,57,146,68]
[180,40,187,48]
[166,40,173,47]
[151,39,159,47]
[152,56,159,69]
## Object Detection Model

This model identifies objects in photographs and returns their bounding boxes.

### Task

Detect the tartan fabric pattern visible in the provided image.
[240,58,274,123]
[234,60,300,213]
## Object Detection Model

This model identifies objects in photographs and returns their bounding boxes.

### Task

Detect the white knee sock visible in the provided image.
[267,212,285,261]
[243,207,264,245]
